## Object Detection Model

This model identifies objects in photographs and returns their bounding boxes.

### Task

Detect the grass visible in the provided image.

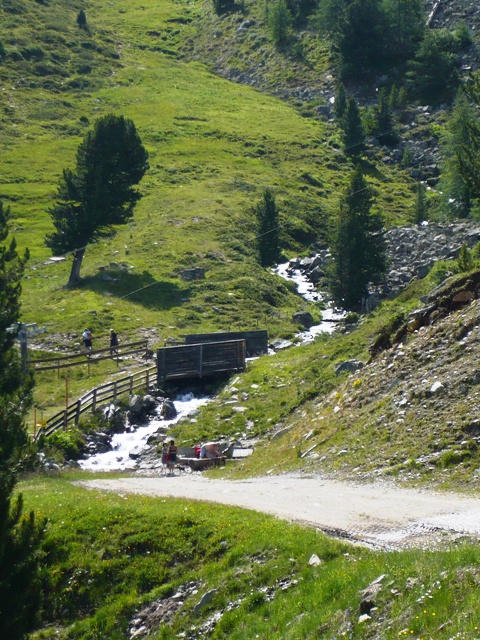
[21,474,480,639]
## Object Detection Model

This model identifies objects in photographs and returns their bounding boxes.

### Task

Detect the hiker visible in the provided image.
[109,329,119,356]
[161,442,169,475]
[167,440,178,475]
[82,328,93,352]
[199,442,225,460]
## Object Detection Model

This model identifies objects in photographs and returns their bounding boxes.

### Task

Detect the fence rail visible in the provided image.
[31,340,149,373]
[34,365,157,442]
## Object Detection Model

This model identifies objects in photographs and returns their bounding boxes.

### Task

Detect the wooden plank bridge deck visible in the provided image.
[157,338,246,383]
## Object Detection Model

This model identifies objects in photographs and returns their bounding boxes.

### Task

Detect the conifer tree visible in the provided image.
[333,82,347,125]
[413,181,428,224]
[457,242,474,272]
[329,166,386,310]
[373,88,399,146]
[439,90,475,218]
[343,97,365,157]
[255,189,281,267]
[268,0,292,47]
[46,115,149,286]
[0,202,45,640]
[76,9,87,30]
[457,75,480,203]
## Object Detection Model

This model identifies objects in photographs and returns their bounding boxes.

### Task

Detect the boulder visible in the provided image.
[160,398,177,420]
[335,360,365,375]
[293,311,314,328]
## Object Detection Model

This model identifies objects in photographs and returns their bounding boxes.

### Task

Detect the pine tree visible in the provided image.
[0,202,45,640]
[457,242,474,272]
[413,182,428,224]
[268,0,292,47]
[439,90,475,218]
[333,82,347,125]
[373,88,399,146]
[46,115,149,286]
[329,166,386,310]
[76,9,88,30]
[457,76,480,203]
[255,189,281,267]
[343,97,365,157]
[338,0,386,77]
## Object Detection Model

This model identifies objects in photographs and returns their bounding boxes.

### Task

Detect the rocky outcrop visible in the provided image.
[288,221,480,310]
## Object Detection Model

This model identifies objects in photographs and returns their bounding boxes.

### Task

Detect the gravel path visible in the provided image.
[78,473,480,549]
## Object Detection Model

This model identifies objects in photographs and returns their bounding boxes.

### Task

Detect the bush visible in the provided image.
[44,428,85,461]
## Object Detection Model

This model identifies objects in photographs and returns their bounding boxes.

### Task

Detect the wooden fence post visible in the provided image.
[129,374,133,394]
[63,409,68,430]
[113,381,117,402]
[92,389,97,413]
[199,344,203,379]
[75,400,81,425]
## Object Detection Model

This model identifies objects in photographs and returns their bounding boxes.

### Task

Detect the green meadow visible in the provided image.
[22,476,480,640]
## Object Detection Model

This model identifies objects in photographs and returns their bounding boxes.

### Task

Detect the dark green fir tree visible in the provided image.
[0,201,46,640]
[255,189,281,267]
[343,97,365,157]
[329,166,386,310]
[46,114,149,286]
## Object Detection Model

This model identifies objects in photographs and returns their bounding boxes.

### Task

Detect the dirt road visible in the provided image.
[78,473,480,549]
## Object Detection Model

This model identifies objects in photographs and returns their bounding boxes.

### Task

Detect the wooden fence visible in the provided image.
[31,340,149,374]
[33,365,157,442]
[157,339,246,383]
[184,330,268,357]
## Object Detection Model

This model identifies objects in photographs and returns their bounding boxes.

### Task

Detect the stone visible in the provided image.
[308,554,323,566]
[180,267,205,281]
[160,398,177,419]
[293,311,314,328]
[335,360,365,375]
[193,589,217,616]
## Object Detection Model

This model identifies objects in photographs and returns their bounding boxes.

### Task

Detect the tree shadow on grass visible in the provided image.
[81,269,188,310]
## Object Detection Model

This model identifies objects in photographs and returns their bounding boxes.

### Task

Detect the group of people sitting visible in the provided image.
[160,440,226,475]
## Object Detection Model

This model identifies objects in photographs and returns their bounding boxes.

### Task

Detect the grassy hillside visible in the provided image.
[1,0,416,345]
[23,475,480,639]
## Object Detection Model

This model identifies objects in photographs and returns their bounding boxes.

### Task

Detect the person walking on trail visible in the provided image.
[109,329,119,356]
[167,440,178,476]
[82,328,93,352]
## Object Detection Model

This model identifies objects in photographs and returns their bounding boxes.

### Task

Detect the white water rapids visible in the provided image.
[275,261,345,342]
[80,261,339,471]
[79,394,209,472]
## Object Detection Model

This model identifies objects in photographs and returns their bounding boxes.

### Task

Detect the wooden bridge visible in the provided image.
[34,330,265,440]
[183,330,268,358]
[157,338,246,383]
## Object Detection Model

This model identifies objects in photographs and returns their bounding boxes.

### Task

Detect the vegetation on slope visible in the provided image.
[22,476,480,639]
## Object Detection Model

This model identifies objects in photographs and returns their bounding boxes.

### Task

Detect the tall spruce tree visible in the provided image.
[343,97,365,157]
[373,88,399,146]
[255,189,281,267]
[457,74,480,203]
[0,202,45,640]
[46,115,149,286]
[329,166,386,310]
[439,90,475,218]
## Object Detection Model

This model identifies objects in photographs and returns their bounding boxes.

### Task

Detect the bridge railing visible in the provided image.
[31,340,149,373]
[34,365,157,442]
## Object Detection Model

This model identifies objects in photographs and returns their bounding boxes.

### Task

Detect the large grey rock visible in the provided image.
[293,311,314,328]
[335,360,365,375]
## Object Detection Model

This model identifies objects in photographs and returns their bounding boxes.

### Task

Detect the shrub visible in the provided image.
[44,428,85,461]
